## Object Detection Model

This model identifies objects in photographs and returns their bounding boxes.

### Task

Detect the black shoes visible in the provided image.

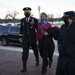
[41,61,48,74]
[41,68,47,74]
[49,63,51,68]
[49,61,52,68]
[21,67,27,73]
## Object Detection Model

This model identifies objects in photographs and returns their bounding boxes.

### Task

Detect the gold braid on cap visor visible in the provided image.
[24,10,31,12]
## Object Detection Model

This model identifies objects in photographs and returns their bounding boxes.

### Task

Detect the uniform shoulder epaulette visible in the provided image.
[19,34,23,36]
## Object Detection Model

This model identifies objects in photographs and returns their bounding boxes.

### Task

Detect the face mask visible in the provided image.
[24,13,30,18]
[40,16,45,21]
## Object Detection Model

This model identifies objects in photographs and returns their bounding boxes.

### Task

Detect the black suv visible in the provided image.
[0,25,22,46]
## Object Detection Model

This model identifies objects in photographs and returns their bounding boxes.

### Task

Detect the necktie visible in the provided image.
[26,18,28,22]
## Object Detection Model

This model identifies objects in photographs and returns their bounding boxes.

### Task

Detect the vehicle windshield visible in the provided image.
[9,27,20,33]
[0,26,10,32]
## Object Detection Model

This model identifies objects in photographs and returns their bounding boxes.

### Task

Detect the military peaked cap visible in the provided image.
[23,7,31,12]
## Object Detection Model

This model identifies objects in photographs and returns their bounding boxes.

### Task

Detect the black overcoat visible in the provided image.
[56,22,75,75]
[46,26,60,40]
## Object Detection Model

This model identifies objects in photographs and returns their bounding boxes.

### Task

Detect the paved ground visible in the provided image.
[0,49,58,75]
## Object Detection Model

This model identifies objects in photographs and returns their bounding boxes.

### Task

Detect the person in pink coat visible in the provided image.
[36,12,55,74]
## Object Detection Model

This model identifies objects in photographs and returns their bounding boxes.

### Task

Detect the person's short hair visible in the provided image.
[40,12,47,17]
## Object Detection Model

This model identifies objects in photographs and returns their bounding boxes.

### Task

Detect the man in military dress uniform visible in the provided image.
[19,7,39,72]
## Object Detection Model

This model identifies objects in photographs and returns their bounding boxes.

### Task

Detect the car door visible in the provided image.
[8,26,20,43]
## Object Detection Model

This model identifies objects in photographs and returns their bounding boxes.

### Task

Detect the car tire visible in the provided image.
[1,38,9,46]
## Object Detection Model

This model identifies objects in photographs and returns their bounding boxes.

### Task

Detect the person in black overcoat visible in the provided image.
[42,26,60,74]
[56,11,75,75]
[19,7,39,72]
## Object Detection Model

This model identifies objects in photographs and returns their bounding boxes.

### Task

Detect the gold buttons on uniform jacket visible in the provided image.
[27,27,29,29]
[26,24,29,34]
[27,32,29,34]
[27,25,28,26]
[27,29,29,34]
[30,26,33,29]
[26,25,29,34]
[27,30,29,31]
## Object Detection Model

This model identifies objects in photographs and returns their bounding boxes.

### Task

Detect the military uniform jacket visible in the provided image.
[19,17,38,43]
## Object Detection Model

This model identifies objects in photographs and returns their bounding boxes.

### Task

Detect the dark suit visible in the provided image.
[19,17,39,68]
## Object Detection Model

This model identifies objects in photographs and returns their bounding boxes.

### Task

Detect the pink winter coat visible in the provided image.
[36,22,52,41]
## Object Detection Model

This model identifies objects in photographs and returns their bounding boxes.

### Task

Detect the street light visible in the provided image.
[38,6,41,20]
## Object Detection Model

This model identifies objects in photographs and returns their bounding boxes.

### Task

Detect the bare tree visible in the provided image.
[5,11,13,19]
[56,14,61,23]
[5,10,19,24]
[47,14,54,24]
